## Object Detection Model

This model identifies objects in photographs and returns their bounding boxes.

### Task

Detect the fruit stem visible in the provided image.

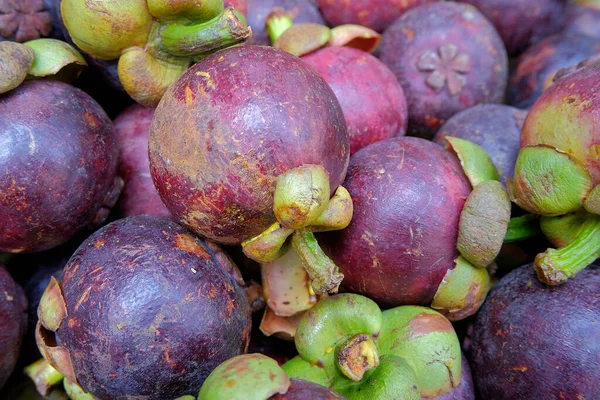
[337,334,380,382]
[503,214,541,243]
[266,9,294,43]
[291,229,344,295]
[535,213,600,285]
[24,358,64,397]
[157,7,252,58]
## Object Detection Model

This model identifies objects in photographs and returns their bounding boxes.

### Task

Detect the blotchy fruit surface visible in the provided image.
[149,45,348,244]
[0,265,27,389]
[378,2,508,138]
[435,104,526,186]
[521,57,600,184]
[507,33,600,109]
[458,0,567,55]
[113,104,170,218]
[469,264,600,399]
[302,46,408,155]
[0,80,119,253]
[317,0,438,32]
[42,215,251,400]
[247,0,325,45]
[321,137,471,306]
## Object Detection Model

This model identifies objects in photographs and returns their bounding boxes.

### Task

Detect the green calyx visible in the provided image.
[535,212,600,285]
[504,214,542,243]
[266,10,381,57]
[431,257,492,321]
[540,211,588,248]
[283,294,461,399]
[61,0,251,106]
[63,379,95,400]
[445,136,500,187]
[198,354,290,400]
[457,180,511,268]
[0,39,86,94]
[24,358,65,397]
[508,145,593,216]
[377,307,462,398]
[584,184,600,215]
[243,165,353,295]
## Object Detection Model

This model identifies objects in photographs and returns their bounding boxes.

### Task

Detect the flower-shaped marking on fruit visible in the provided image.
[418,43,471,96]
[0,0,52,42]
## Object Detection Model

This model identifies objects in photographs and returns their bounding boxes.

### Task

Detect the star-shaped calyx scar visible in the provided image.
[417,43,471,96]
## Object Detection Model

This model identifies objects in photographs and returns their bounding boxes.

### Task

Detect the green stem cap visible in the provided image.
[266,8,294,43]
[535,212,600,285]
[24,358,64,397]
[504,214,541,243]
[337,334,380,382]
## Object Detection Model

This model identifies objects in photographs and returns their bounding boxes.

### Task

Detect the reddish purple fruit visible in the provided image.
[321,137,471,306]
[149,45,348,245]
[468,264,600,399]
[113,104,170,218]
[507,32,600,109]
[247,0,325,46]
[0,265,27,389]
[0,0,63,42]
[317,0,438,33]
[458,0,567,55]
[225,0,248,16]
[434,104,526,186]
[36,215,251,400]
[302,46,408,154]
[0,80,121,254]
[378,2,508,138]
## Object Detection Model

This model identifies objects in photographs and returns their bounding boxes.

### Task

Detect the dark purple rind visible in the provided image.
[434,104,525,186]
[458,0,567,55]
[149,45,349,245]
[563,2,600,40]
[429,354,474,400]
[317,0,437,33]
[378,2,508,138]
[0,80,119,253]
[0,265,27,389]
[321,137,471,307]
[0,0,63,42]
[52,215,251,400]
[113,104,170,218]
[469,264,600,399]
[507,32,600,109]
[270,379,346,399]
[246,0,325,46]
[302,46,408,155]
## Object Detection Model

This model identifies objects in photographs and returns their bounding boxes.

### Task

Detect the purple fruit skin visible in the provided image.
[0,80,119,253]
[271,379,346,399]
[49,215,251,400]
[434,104,526,186]
[246,0,325,46]
[317,0,438,33]
[0,0,63,42]
[0,265,27,389]
[113,104,170,218]
[563,2,600,40]
[458,0,567,55]
[469,264,600,399]
[149,46,349,245]
[507,32,600,109]
[321,137,471,307]
[225,0,248,16]
[429,355,474,400]
[378,2,508,138]
[302,46,408,155]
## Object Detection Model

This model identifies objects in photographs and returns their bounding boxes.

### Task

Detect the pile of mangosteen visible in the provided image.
[1,0,599,399]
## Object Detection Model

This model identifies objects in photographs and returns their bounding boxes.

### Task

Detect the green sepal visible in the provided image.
[445,136,500,187]
[282,356,332,388]
[0,42,34,94]
[198,354,290,400]
[63,379,95,400]
[508,145,593,216]
[24,39,87,82]
[273,23,332,57]
[457,180,511,268]
[504,214,541,243]
[378,307,462,398]
[584,184,600,215]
